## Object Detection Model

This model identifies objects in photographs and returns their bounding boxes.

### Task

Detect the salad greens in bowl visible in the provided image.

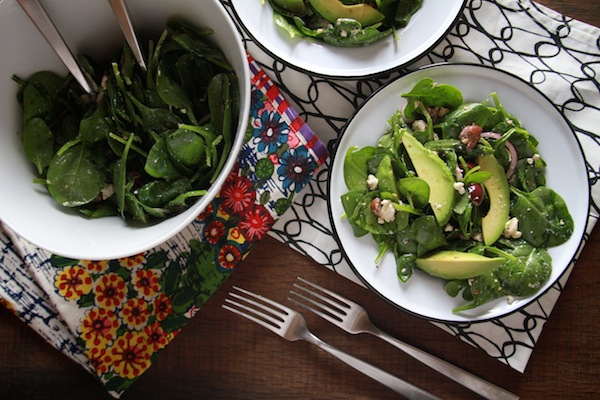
[266,0,423,47]
[328,63,589,323]
[230,0,466,78]
[0,0,250,261]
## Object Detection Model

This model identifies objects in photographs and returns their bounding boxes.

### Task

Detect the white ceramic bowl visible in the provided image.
[0,0,250,260]
[231,0,466,78]
[329,63,589,323]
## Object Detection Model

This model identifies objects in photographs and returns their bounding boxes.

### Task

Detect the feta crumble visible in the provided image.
[453,181,466,195]
[366,174,379,190]
[378,199,396,224]
[503,217,522,239]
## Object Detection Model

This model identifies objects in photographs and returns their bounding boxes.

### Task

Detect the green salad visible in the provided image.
[264,0,422,47]
[341,78,574,312]
[14,19,239,224]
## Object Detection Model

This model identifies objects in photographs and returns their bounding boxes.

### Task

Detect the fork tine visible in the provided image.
[232,286,292,316]
[291,277,354,320]
[224,296,282,326]
[222,286,291,336]
[296,276,355,309]
[222,300,282,336]
[288,290,342,325]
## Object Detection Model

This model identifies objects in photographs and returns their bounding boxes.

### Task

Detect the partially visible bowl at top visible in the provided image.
[230,0,466,78]
[0,0,250,260]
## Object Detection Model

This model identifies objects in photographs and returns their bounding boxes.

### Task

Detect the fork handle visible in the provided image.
[17,0,97,94]
[308,336,440,400]
[369,327,519,400]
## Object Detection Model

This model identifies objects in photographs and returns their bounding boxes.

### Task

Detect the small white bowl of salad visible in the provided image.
[328,63,589,323]
[231,0,466,78]
[0,0,250,260]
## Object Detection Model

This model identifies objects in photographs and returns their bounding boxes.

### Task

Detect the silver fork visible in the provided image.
[107,0,147,70]
[17,0,98,94]
[289,277,520,400]
[223,286,441,400]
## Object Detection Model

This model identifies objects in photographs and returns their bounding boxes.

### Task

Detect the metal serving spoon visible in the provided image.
[107,0,147,70]
[17,0,98,94]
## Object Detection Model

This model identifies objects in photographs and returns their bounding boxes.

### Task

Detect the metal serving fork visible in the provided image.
[289,277,519,400]
[223,286,441,400]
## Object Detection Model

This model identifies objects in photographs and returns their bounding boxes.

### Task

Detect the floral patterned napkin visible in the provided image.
[0,53,328,398]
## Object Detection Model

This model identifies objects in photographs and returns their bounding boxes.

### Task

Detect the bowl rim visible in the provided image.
[228,0,468,79]
[327,62,591,324]
[0,0,251,261]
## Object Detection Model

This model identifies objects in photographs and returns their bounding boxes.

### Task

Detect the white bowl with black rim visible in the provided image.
[328,63,589,323]
[230,0,467,78]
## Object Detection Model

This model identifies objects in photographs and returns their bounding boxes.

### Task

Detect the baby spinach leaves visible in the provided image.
[46,143,106,207]
[14,19,239,223]
[267,0,423,47]
[450,239,552,312]
[511,187,574,247]
[342,78,575,312]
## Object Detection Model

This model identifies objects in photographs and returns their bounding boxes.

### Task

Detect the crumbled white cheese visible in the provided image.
[377,199,396,224]
[506,295,515,304]
[527,153,541,165]
[411,119,427,132]
[503,217,522,239]
[366,174,379,190]
[101,184,115,200]
[453,181,466,195]
[444,224,454,233]
[472,232,483,242]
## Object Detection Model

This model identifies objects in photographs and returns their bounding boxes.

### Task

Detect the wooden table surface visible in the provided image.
[1,1,598,399]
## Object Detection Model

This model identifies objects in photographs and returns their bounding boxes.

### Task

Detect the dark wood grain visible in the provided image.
[1,1,598,399]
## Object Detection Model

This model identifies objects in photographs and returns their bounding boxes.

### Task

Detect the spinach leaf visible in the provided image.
[46,143,105,207]
[321,19,391,47]
[113,133,135,217]
[15,71,63,123]
[340,190,370,237]
[23,117,54,175]
[401,78,463,109]
[453,240,552,312]
[397,177,429,209]
[137,177,193,208]
[145,138,182,179]
[156,56,197,124]
[343,146,377,192]
[511,187,574,247]
[79,98,113,143]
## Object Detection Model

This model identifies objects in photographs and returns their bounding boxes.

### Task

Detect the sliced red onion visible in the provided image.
[505,140,518,179]
[481,131,502,140]
[480,131,518,179]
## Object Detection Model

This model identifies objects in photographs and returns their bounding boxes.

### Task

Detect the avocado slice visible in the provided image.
[478,154,510,245]
[269,0,308,17]
[416,250,505,280]
[402,132,455,226]
[307,0,385,27]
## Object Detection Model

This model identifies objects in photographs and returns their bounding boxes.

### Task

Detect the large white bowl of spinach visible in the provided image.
[0,0,250,260]
[329,63,589,323]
